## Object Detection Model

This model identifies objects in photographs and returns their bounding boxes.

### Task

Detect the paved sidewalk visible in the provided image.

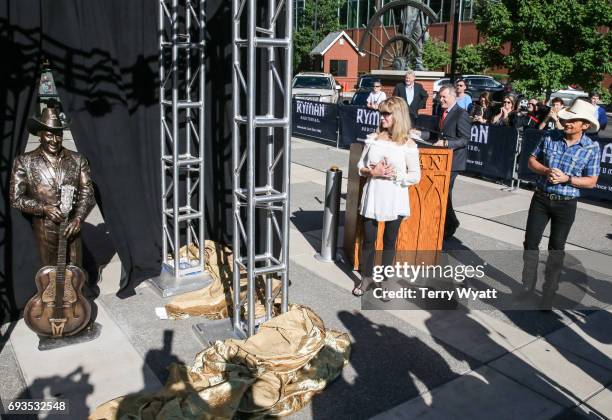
[1,136,611,419]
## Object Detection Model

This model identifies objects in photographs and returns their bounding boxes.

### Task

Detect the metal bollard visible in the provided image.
[315,166,342,263]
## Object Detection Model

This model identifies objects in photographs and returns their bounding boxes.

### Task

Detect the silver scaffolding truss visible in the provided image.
[231,0,293,337]
[151,0,211,297]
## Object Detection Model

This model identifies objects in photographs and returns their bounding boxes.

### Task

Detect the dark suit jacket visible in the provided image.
[432,104,471,172]
[392,82,428,121]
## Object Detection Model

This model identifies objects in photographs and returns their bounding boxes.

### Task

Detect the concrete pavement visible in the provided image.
[1,136,611,419]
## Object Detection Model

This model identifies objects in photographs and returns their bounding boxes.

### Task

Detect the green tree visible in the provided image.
[422,38,451,71]
[456,44,487,74]
[293,0,346,73]
[475,0,612,98]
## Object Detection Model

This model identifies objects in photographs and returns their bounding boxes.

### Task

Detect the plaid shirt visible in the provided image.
[531,130,601,198]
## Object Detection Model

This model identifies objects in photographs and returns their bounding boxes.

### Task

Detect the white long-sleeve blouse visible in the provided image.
[357,134,421,221]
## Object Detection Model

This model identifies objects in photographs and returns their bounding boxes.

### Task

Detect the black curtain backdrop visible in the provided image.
[0,0,242,323]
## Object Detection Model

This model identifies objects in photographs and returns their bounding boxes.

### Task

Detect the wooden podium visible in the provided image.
[343,143,453,270]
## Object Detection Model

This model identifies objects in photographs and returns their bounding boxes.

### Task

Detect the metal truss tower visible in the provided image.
[152,0,211,296]
[232,0,293,337]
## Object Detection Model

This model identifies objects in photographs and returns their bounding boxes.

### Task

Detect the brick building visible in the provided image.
[310,31,361,91]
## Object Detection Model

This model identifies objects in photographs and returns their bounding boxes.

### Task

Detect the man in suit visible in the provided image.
[431,85,471,239]
[393,69,428,124]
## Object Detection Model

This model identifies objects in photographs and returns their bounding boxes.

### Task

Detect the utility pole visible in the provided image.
[449,0,461,82]
[314,0,318,46]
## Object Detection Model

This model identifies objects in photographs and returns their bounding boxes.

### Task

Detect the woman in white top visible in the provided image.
[354,96,421,296]
[366,81,387,110]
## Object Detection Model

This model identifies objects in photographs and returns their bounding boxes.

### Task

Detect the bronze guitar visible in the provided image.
[24,185,91,338]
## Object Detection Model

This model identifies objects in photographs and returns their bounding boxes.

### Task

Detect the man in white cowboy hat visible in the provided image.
[521,99,601,308]
[10,107,95,267]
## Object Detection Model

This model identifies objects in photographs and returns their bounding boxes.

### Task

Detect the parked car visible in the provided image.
[350,89,370,106]
[461,75,512,103]
[433,78,450,94]
[432,75,514,103]
[354,73,380,90]
[547,88,589,106]
[292,72,341,103]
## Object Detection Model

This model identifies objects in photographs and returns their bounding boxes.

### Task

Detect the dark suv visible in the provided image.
[347,73,381,106]
[354,74,379,90]
[461,75,511,103]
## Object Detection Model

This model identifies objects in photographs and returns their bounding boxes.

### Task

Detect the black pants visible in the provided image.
[445,172,460,235]
[361,217,403,279]
[522,192,577,304]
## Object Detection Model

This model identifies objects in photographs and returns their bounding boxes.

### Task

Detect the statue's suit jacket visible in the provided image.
[10,147,95,267]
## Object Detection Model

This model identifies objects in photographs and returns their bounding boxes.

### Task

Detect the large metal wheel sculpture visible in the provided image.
[357,0,438,71]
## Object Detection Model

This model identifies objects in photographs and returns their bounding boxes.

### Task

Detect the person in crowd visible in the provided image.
[393,69,428,124]
[470,91,493,124]
[454,78,473,112]
[589,92,608,133]
[491,95,519,127]
[366,80,387,110]
[431,86,470,239]
[538,97,565,130]
[521,99,601,308]
[519,98,542,130]
[353,97,421,296]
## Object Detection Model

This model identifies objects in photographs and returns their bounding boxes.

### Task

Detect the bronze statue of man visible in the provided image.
[10,107,95,267]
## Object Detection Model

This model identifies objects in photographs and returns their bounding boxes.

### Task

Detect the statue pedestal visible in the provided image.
[37,322,102,351]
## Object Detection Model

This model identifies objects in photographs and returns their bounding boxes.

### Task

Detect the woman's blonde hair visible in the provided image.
[377,96,411,144]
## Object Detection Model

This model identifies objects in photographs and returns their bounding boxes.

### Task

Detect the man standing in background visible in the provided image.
[539,97,565,130]
[589,92,608,133]
[454,79,473,113]
[393,70,428,124]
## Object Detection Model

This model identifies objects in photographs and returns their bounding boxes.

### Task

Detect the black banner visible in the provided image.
[518,129,542,183]
[590,137,612,200]
[338,106,440,148]
[519,129,612,201]
[291,98,338,142]
[466,125,518,180]
[338,104,380,147]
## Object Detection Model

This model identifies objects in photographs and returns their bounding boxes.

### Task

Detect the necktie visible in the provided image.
[439,110,448,130]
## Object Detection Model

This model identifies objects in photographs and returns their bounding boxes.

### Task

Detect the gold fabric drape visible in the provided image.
[89,305,351,419]
[164,241,281,321]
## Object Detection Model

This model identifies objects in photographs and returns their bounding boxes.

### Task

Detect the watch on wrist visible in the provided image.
[567,175,572,185]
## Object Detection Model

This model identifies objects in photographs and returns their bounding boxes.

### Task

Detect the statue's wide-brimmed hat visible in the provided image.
[557,99,600,133]
[27,107,69,135]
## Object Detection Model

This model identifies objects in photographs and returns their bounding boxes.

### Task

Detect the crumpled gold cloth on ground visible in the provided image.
[165,241,281,320]
[89,304,351,419]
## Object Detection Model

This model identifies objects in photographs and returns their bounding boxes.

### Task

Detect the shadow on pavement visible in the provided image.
[311,310,466,419]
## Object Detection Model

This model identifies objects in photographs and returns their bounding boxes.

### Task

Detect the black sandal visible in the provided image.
[352,277,373,297]
[352,284,365,297]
